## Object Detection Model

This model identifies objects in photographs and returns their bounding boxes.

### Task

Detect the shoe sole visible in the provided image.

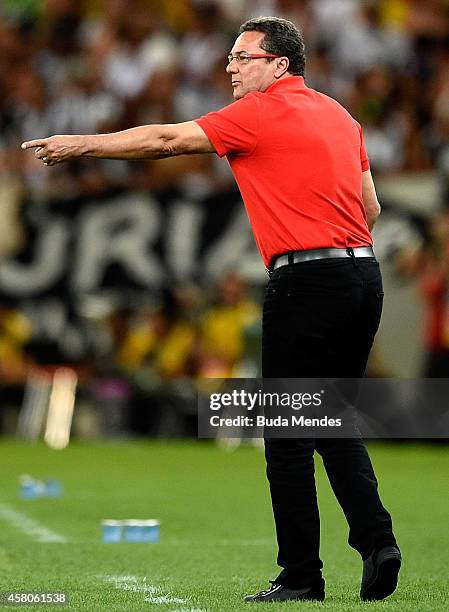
[361,555,401,601]
[244,594,325,603]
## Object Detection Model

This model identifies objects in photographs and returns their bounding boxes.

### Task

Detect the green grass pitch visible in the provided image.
[0,440,448,611]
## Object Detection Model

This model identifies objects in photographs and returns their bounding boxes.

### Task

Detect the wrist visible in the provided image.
[79,134,98,157]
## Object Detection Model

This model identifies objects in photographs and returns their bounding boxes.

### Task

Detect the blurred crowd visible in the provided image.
[1,0,449,203]
[2,0,449,431]
[0,271,261,434]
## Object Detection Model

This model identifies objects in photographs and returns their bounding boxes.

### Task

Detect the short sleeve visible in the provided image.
[356,122,370,172]
[194,94,260,158]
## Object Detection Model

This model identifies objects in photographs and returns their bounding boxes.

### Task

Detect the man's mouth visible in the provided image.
[232,81,240,87]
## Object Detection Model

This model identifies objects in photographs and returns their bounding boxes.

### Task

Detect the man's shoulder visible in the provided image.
[309,87,359,124]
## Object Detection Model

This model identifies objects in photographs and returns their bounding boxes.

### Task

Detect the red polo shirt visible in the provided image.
[195,76,372,268]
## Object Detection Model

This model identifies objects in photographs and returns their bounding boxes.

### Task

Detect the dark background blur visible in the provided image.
[1,0,449,439]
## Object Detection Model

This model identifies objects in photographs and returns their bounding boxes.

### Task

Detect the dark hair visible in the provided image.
[239,16,306,77]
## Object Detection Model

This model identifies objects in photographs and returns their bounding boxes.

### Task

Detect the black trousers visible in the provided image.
[262,256,397,588]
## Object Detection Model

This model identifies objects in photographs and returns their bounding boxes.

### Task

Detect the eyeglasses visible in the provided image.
[227,52,280,64]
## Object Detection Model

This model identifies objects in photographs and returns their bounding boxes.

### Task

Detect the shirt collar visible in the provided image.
[265,75,306,94]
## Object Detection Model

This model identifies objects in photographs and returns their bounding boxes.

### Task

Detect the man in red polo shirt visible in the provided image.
[22,16,400,604]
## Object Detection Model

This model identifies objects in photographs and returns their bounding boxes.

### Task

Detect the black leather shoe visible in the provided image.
[360,545,401,601]
[244,579,325,602]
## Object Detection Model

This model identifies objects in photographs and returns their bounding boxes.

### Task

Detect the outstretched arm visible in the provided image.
[21,121,215,165]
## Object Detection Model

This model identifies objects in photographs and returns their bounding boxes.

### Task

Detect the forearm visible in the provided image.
[362,170,381,232]
[366,203,381,232]
[81,125,175,160]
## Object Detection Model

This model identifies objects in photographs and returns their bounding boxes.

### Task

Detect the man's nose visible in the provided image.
[226,60,238,74]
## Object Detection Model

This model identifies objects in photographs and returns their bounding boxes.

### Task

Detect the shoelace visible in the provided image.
[259,581,282,596]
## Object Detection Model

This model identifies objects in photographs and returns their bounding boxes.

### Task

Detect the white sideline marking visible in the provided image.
[102,575,158,595]
[0,502,67,543]
[102,575,189,605]
[144,596,187,604]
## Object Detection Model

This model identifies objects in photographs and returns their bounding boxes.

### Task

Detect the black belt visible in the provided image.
[271,246,375,272]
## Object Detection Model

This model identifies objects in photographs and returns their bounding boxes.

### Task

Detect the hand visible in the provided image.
[21,135,82,166]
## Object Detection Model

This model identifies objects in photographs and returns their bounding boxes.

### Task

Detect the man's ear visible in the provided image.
[274,57,290,78]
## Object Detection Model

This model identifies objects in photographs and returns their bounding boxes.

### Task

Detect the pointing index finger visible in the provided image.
[21,140,46,150]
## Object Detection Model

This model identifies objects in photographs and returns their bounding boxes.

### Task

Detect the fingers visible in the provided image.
[21,136,63,166]
[21,140,48,150]
[21,139,55,166]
